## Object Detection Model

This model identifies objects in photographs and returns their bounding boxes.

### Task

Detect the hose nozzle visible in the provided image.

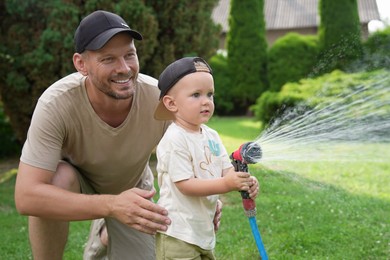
[231,142,262,164]
[230,142,262,217]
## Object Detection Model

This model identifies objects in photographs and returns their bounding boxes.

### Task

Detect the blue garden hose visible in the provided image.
[231,142,268,259]
[249,216,268,260]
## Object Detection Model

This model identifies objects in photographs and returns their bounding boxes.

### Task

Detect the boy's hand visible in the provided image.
[223,169,252,191]
[248,176,260,199]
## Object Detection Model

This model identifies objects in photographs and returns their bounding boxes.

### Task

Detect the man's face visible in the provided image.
[83,33,140,100]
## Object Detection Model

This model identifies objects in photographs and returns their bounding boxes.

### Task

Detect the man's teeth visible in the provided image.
[114,79,129,83]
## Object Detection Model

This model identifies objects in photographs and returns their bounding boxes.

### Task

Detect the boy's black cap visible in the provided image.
[154,57,212,120]
[74,10,142,53]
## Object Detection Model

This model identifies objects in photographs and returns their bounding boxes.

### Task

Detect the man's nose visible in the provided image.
[116,57,130,74]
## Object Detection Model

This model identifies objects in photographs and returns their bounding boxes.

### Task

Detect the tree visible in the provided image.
[0,0,220,144]
[316,0,363,75]
[143,0,220,76]
[227,0,268,114]
[0,0,78,144]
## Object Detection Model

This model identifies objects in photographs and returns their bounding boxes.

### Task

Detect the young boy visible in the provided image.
[154,57,259,259]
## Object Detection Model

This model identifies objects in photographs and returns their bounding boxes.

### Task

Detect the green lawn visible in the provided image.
[1,117,389,259]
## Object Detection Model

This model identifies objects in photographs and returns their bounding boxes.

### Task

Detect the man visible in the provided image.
[14,10,222,260]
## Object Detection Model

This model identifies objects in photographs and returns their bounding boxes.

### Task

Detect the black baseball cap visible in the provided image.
[74,10,142,53]
[154,57,213,120]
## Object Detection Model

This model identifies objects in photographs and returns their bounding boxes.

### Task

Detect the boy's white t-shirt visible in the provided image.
[156,122,233,250]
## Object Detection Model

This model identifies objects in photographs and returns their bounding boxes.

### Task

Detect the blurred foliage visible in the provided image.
[267,33,319,92]
[143,0,220,76]
[0,103,20,158]
[0,0,220,145]
[360,27,390,71]
[209,53,234,115]
[227,0,268,114]
[251,69,388,125]
[316,0,363,75]
[1,0,390,148]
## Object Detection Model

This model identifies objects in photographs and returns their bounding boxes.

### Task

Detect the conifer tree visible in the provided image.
[316,0,363,74]
[227,0,268,114]
[143,0,220,76]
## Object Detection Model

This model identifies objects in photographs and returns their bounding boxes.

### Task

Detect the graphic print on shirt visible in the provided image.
[208,139,221,156]
[199,139,220,176]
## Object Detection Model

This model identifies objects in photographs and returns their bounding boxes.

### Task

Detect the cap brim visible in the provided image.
[154,100,174,121]
[85,28,142,51]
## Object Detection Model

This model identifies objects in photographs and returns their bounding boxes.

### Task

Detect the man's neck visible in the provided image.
[85,79,133,127]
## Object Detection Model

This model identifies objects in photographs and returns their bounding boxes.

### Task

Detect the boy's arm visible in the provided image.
[224,165,260,199]
[174,168,252,197]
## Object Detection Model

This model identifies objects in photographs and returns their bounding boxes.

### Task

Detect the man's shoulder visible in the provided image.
[39,72,85,105]
[44,72,84,94]
[137,73,158,87]
[50,72,84,88]
[137,73,160,101]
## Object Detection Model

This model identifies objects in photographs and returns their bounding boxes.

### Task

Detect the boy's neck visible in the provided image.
[174,121,202,133]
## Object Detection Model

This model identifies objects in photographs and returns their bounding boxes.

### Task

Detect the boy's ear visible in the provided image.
[162,95,177,113]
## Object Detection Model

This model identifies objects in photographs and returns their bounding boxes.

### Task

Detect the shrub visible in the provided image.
[209,53,234,115]
[268,33,319,92]
[0,103,20,158]
[251,69,387,126]
[361,26,390,71]
[251,90,304,125]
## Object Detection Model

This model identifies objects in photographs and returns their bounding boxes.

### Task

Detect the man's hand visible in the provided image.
[109,188,171,235]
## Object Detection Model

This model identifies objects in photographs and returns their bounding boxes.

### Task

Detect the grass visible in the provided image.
[1,117,389,259]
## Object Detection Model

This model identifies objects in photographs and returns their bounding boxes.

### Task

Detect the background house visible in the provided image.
[212,0,380,49]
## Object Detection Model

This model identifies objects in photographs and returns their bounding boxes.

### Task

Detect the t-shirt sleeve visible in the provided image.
[158,131,194,183]
[166,147,194,182]
[20,100,64,172]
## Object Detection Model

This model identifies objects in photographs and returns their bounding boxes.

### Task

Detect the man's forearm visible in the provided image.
[16,183,113,221]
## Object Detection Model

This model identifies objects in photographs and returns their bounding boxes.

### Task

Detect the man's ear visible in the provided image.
[162,95,177,113]
[73,53,88,76]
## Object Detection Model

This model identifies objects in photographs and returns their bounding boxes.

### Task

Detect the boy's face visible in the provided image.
[165,71,215,131]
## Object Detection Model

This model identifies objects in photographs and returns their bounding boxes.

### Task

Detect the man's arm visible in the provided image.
[15,161,112,220]
[15,161,170,234]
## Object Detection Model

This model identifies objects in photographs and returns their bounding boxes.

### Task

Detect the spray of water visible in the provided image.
[252,71,390,165]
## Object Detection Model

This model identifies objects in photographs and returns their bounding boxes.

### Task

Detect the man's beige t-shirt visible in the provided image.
[21,72,169,194]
